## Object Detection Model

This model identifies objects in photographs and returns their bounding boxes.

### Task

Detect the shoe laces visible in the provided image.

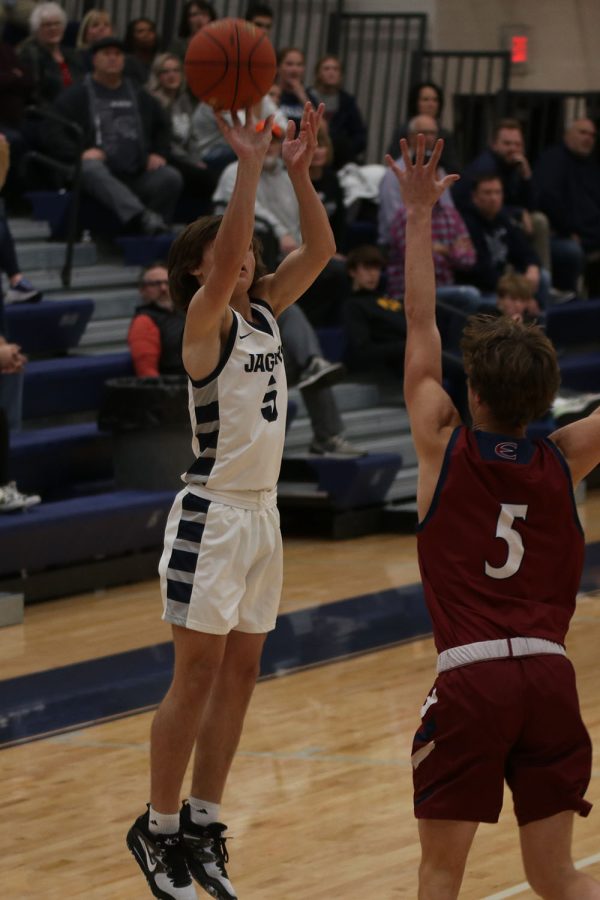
[205,823,230,874]
[155,834,191,888]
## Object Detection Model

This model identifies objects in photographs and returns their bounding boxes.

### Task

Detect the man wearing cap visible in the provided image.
[46,36,183,235]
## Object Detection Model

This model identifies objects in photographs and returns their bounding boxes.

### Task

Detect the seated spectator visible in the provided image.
[533,117,600,294]
[310,54,367,169]
[245,2,274,34]
[460,174,548,306]
[299,121,348,326]
[387,180,480,313]
[128,263,186,376]
[0,134,42,302]
[276,47,318,130]
[387,80,460,175]
[18,2,84,106]
[75,9,147,83]
[378,114,454,247]
[170,0,216,59]
[214,120,348,326]
[123,16,161,82]
[0,39,34,198]
[494,272,540,324]
[0,0,38,44]
[343,244,406,379]
[147,53,216,207]
[49,37,183,235]
[0,401,40,511]
[452,118,551,273]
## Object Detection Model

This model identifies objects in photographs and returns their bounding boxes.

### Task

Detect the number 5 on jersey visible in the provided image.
[485,503,528,580]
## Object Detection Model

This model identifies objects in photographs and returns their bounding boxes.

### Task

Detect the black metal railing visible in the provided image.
[329,12,427,163]
[410,50,511,167]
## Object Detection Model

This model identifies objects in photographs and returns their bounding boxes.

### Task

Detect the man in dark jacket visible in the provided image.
[48,37,182,234]
[460,174,548,305]
[128,262,185,377]
[534,118,600,292]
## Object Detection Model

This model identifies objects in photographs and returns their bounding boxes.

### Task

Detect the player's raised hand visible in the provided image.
[385,135,459,210]
[214,107,274,164]
[282,102,323,174]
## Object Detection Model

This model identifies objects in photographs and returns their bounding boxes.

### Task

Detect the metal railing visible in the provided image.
[329,12,427,164]
[410,50,511,167]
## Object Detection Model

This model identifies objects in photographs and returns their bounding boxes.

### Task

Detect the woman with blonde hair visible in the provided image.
[147,53,216,210]
[75,8,146,82]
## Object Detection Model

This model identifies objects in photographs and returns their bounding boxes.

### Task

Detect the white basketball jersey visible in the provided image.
[183,300,288,493]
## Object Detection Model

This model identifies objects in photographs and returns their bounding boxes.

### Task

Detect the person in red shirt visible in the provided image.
[128,263,185,377]
[385,136,600,899]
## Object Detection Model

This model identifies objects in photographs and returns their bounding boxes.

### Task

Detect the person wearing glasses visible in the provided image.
[128,262,186,377]
[18,1,84,106]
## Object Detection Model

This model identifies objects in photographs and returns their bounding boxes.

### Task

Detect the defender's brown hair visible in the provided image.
[461,314,560,427]
[167,215,267,311]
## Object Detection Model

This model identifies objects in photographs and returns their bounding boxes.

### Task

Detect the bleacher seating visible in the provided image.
[5,299,94,356]
[22,352,133,419]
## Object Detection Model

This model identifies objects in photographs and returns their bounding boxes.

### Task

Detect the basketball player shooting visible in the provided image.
[387,134,600,900]
[126,101,334,900]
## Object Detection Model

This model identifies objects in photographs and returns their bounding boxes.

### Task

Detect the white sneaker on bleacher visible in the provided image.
[0,482,41,512]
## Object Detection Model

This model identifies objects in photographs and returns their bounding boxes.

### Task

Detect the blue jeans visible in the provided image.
[551,237,585,291]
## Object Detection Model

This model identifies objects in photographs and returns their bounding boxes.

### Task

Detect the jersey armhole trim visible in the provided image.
[417,425,462,532]
[249,296,275,316]
[188,312,238,388]
[544,438,584,536]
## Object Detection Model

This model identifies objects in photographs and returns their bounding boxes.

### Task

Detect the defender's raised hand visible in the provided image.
[214,107,274,163]
[385,135,459,210]
[282,102,324,175]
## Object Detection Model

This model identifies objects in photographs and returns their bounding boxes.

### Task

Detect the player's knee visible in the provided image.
[419,858,463,898]
[525,861,578,899]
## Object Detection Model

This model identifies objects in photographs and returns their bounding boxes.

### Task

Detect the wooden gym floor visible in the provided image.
[2,493,600,899]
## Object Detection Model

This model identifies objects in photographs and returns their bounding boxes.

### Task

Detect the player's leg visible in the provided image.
[418,819,479,900]
[181,630,266,900]
[519,811,600,899]
[127,625,227,899]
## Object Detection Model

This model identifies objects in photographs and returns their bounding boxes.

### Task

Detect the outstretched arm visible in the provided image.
[385,136,461,515]
[549,406,600,488]
[257,103,336,315]
[183,110,273,378]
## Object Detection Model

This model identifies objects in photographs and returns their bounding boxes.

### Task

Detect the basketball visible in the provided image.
[184,18,277,111]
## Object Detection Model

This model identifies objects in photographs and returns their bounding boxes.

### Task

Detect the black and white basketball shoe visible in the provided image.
[127,808,197,899]
[180,802,237,899]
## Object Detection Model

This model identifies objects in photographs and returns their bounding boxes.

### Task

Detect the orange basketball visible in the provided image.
[184,18,276,111]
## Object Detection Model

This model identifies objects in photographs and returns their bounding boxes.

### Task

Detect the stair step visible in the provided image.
[79,317,131,346]
[8,217,51,242]
[14,240,97,272]
[27,263,139,293]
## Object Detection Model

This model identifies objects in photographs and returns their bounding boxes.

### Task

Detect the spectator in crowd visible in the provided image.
[123,17,162,82]
[147,53,216,208]
[494,272,540,324]
[214,120,347,325]
[310,54,367,169]
[18,2,84,106]
[387,80,460,175]
[387,181,479,313]
[128,263,186,377]
[170,0,216,59]
[460,174,548,305]
[276,47,318,130]
[343,244,406,380]
[378,114,453,247]
[452,118,551,272]
[49,36,183,235]
[245,2,274,33]
[0,39,34,196]
[534,117,600,294]
[0,0,38,41]
[0,134,41,302]
[75,9,146,83]
[299,120,348,326]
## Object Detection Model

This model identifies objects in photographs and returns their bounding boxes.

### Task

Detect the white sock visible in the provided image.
[188,796,221,825]
[148,805,180,835]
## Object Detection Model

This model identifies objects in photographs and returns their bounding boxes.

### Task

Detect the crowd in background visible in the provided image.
[1,0,600,475]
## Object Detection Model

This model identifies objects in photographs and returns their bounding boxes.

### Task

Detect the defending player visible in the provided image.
[127,102,334,899]
[386,135,600,899]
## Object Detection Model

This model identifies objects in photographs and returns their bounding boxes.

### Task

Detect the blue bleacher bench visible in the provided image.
[23,352,133,419]
[5,299,94,356]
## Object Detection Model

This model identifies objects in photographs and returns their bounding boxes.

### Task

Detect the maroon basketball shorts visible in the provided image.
[411,655,592,825]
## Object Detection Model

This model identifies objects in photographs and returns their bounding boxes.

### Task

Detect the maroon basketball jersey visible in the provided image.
[417,426,585,652]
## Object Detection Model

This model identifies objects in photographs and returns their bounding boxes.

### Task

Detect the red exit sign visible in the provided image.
[511,34,528,64]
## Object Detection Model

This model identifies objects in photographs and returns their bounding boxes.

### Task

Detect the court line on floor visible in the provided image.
[483,852,600,899]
